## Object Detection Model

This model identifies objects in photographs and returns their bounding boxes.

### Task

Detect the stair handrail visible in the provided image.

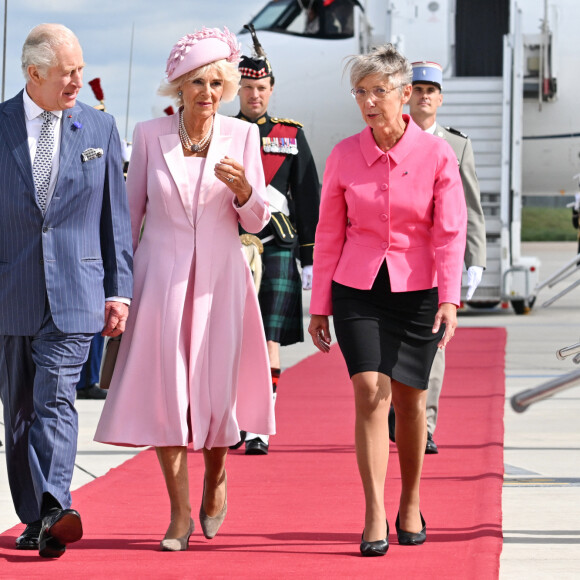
[511,339,580,412]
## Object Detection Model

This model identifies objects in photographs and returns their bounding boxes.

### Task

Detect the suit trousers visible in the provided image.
[0,303,93,523]
[426,347,446,434]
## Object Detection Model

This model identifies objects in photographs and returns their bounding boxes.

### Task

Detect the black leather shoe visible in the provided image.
[388,406,396,443]
[395,512,426,545]
[15,520,42,550]
[39,508,83,558]
[245,438,269,455]
[229,430,247,450]
[76,384,107,400]
[360,520,389,557]
[425,432,438,454]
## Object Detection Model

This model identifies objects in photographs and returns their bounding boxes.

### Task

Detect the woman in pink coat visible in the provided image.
[308,45,467,556]
[95,28,274,550]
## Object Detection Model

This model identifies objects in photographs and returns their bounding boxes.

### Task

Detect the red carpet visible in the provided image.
[0,327,505,579]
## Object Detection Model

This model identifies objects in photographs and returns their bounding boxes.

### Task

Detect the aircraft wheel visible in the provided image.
[466,300,501,309]
[511,299,530,315]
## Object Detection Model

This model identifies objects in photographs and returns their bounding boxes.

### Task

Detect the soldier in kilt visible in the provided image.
[234,26,320,454]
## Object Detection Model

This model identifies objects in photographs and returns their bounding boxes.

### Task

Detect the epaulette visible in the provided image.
[271,117,303,128]
[445,126,468,139]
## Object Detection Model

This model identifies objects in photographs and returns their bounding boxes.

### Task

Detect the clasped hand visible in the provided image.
[214,156,252,206]
[102,301,129,337]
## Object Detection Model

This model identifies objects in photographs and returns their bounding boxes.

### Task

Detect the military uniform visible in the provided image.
[236,111,320,346]
[426,123,487,437]
[234,26,321,455]
[434,124,486,269]
[389,60,488,453]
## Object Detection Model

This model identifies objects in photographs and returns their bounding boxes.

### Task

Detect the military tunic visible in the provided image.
[427,124,487,435]
[434,124,486,269]
[236,111,320,346]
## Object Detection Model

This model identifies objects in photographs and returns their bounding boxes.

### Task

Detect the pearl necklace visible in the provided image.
[179,110,214,153]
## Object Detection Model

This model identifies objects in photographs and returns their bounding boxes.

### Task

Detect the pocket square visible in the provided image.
[81,148,104,162]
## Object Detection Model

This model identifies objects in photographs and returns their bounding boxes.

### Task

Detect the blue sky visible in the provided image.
[1,0,267,139]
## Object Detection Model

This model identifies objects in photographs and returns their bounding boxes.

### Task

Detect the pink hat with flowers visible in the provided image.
[165,27,242,82]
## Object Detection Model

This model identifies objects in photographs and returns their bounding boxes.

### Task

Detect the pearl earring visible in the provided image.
[178,90,183,97]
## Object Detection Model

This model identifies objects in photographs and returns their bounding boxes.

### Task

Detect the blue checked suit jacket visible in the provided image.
[0,91,133,335]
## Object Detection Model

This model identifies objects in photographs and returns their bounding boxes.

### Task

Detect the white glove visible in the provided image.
[574,192,580,211]
[302,265,313,290]
[466,266,484,300]
[121,139,132,164]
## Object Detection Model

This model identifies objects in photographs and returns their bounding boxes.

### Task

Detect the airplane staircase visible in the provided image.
[437,77,506,303]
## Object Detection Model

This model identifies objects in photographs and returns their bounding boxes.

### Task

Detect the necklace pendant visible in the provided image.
[191,144,200,153]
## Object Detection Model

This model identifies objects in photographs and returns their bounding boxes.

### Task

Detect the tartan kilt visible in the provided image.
[258,244,304,346]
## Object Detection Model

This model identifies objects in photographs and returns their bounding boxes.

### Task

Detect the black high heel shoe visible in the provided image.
[360,520,389,557]
[395,512,426,545]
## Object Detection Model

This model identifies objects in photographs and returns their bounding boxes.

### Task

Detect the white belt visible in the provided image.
[266,185,290,216]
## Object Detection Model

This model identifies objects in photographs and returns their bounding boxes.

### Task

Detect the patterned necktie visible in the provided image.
[32,110,55,213]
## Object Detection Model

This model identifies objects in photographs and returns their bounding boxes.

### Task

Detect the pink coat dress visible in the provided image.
[95,113,275,450]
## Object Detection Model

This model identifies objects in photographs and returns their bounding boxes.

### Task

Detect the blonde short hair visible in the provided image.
[158,59,241,107]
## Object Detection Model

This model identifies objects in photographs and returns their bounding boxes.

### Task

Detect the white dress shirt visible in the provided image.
[425,121,437,135]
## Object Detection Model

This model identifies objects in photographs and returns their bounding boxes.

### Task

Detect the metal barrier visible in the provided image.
[511,338,580,412]
[528,253,580,308]
[556,341,580,361]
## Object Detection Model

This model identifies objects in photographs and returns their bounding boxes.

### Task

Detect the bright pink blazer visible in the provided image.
[310,115,467,315]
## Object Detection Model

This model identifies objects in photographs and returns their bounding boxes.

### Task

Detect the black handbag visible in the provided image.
[270,212,298,248]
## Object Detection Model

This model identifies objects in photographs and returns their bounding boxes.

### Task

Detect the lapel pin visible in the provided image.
[72,121,83,130]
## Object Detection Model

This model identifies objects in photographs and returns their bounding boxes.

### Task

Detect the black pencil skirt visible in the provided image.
[332,262,443,390]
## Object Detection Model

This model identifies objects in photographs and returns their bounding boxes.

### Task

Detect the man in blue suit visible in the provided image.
[0,24,133,558]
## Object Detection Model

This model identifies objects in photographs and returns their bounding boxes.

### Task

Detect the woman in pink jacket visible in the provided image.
[95,28,274,550]
[308,45,467,556]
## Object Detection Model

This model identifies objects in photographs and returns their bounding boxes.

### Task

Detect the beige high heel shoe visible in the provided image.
[199,472,227,539]
[160,518,195,551]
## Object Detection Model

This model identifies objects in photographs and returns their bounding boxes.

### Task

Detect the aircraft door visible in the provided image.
[455,0,509,76]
